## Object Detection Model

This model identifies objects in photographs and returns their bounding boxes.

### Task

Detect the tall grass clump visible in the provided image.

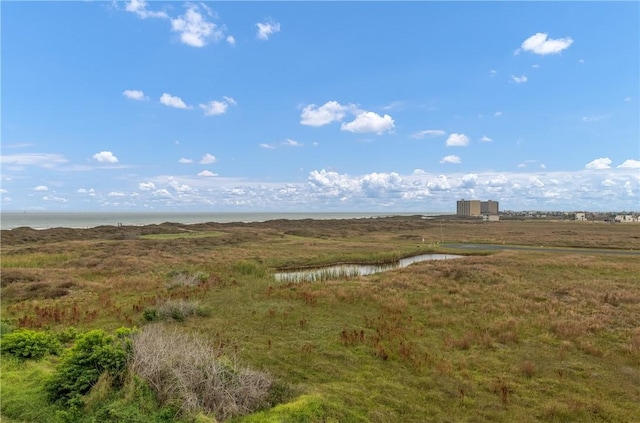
[130,324,274,421]
[143,300,209,322]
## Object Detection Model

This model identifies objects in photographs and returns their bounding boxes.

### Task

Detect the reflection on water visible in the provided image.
[274,254,463,283]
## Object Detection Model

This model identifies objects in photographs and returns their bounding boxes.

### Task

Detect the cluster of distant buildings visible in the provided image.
[575,212,639,223]
[455,200,638,223]
[456,199,499,221]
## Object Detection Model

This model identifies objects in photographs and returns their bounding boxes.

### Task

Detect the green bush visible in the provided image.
[46,328,134,408]
[0,319,16,336]
[1,329,61,360]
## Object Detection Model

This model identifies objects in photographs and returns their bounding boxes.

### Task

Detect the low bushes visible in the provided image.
[45,328,134,408]
[143,300,209,322]
[1,329,61,359]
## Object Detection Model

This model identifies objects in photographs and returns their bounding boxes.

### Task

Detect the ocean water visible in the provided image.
[0,211,445,230]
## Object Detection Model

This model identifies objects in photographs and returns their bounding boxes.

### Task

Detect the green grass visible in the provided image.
[139,231,224,240]
[2,218,640,422]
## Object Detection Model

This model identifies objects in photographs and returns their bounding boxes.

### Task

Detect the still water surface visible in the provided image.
[274,253,463,282]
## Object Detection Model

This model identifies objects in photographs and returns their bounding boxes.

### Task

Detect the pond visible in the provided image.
[274,253,464,283]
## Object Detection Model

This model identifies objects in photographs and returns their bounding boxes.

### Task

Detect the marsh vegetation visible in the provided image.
[1,216,639,422]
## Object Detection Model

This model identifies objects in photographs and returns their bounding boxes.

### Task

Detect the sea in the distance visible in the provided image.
[0,211,448,230]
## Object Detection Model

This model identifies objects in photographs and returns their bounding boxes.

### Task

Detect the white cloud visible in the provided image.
[283,139,303,147]
[480,135,493,143]
[618,159,640,169]
[445,133,470,147]
[490,69,497,77]
[200,100,228,116]
[602,179,616,187]
[139,182,156,191]
[43,195,67,203]
[532,64,541,69]
[171,4,223,48]
[198,170,218,177]
[125,0,168,19]
[223,96,237,106]
[178,158,194,164]
[261,139,304,149]
[494,111,502,117]
[341,111,395,134]
[123,89,147,101]
[92,151,119,163]
[160,93,189,109]
[300,101,351,127]
[624,97,632,102]
[518,32,574,55]
[226,35,236,46]
[34,185,49,192]
[256,19,280,40]
[585,157,612,170]
[440,155,461,164]
[199,97,236,116]
[511,75,528,84]
[200,153,216,164]
[411,129,446,139]
[108,191,126,197]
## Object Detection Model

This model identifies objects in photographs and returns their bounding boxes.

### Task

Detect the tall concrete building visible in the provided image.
[457,199,481,216]
[457,199,499,216]
[481,200,499,215]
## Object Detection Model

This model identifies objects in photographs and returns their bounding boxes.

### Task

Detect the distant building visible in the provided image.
[457,199,481,216]
[481,200,499,215]
[575,212,587,221]
[457,199,499,217]
[483,214,500,222]
[615,215,635,222]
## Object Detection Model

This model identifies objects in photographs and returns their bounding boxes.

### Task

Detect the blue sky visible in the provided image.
[1,1,639,212]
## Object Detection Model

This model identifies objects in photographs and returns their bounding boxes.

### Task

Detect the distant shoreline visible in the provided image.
[0,211,451,231]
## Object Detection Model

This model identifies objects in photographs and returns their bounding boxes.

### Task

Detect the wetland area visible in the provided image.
[1,215,640,422]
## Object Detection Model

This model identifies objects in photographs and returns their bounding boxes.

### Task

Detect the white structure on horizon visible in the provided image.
[575,212,587,221]
[614,214,636,222]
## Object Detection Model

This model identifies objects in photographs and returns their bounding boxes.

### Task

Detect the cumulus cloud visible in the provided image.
[618,159,640,169]
[511,75,528,84]
[440,155,461,164]
[160,93,190,109]
[139,182,156,191]
[585,157,612,170]
[226,35,236,46]
[178,158,194,164]
[198,170,218,177]
[108,191,126,197]
[518,32,573,55]
[480,135,493,143]
[200,153,216,164]
[300,101,351,127]
[125,0,168,19]
[256,19,280,40]
[445,133,470,147]
[171,4,223,47]
[341,111,395,134]
[92,151,119,163]
[123,89,147,100]
[411,129,446,139]
[34,185,49,191]
[199,97,236,116]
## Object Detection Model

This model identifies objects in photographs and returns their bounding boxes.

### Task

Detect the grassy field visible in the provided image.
[1,216,640,422]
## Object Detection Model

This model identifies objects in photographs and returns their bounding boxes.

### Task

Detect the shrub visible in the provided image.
[46,328,134,408]
[130,324,274,421]
[0,319,16,336]
[143,300,208,323]
[0,329,61,360]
